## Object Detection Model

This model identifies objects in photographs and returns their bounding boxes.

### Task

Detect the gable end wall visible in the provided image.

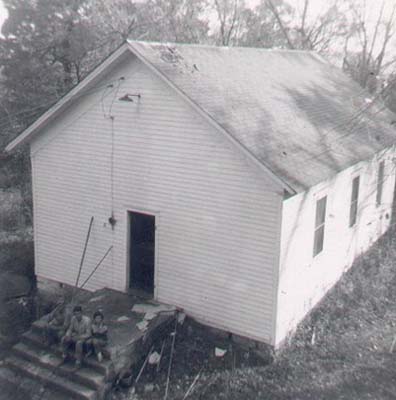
[30,54,283,344]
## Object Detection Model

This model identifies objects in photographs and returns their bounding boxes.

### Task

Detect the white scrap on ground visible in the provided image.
[116,316,130,322]
[136,320,149,331]
[177,312,186,324]
[215,347,227,357]
[89,295,106,303]
[144,312,157,321]
[148,351,161,365]
[132,303,176,315]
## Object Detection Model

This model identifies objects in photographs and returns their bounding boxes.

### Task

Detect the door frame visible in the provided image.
[125,207,159,299]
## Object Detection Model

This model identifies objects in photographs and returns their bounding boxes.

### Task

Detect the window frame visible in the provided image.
[313,195,327,257]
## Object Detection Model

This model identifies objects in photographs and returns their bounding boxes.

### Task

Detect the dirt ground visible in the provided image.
[111,229,396,400]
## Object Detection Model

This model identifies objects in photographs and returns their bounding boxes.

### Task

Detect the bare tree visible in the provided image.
[342,0,396,93]
[265,0,294,48]
[211,0,250,46]
[265,0,348,53]
[237,0,293,48]
[141,0,209,44]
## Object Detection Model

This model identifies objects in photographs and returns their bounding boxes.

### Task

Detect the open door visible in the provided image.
[128,211,155,296]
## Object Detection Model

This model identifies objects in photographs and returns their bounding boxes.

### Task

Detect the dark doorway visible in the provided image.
[128,211,155,295]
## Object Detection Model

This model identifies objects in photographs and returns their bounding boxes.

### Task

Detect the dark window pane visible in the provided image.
[349,176,359,227]
[349,200,357,227]
[352,176,360,202]
[376,161,385,206]
[313,196,327,257]
[313,225,325,256]
[315,196,327,227]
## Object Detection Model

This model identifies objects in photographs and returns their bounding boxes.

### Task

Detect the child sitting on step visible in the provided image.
[87,310,108,362]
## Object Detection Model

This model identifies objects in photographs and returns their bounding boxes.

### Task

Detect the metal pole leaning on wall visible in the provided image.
[75,216,94,289]
[79,246,113,290]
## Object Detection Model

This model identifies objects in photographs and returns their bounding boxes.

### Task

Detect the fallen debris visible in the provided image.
[88,295,106,303]
[116,316,130,322]
[144,383,155,393]
[178,312,186,325]
[137,320,149,331]
[215,347,227,357]
[132,303,176,315]
[148,351,161,365]
[144,312,157,321]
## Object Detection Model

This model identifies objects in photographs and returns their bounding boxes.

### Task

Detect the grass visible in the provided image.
[117,228,396,400]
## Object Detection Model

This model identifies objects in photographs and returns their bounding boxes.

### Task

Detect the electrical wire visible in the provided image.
[290,101,396,171]
[29,84,119,156]
[0,76,129,137]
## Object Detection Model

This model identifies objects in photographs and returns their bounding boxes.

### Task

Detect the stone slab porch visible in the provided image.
[4,287,178,399]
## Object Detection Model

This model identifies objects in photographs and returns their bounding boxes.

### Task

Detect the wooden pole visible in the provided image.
[164,315,178,400]
[75,216,94,289]
[79,246,113,289]
[157,339,166,373]
[182,366,204,400]
[389,335,396,353]
[135,346,154,384]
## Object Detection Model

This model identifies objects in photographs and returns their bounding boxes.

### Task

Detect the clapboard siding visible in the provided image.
[31,54,283,344]
[276,146,396,346]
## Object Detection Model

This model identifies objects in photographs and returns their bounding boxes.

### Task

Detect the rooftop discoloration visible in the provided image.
[128,41,396,192]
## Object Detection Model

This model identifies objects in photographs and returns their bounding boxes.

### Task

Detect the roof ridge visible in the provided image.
[127,39,317,55]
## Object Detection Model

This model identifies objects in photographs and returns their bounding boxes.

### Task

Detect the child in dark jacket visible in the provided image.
[87,310,108,362]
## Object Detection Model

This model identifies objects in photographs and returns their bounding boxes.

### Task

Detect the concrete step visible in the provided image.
[12,342,105,390]
[6,355,98,400]
[21,330,114,377]
[0,365,71,400]
[31,319,47,335]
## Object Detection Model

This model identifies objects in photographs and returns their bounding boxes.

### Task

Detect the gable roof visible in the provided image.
[6,41,396,193]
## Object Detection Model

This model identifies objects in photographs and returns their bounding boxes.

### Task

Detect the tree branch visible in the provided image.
[266,0,294,49]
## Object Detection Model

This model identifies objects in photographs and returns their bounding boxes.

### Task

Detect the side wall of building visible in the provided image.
[275,147,396,347]
[30,54,283,344]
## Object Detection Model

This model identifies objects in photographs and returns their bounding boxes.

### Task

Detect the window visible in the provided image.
[349,176,360,227]
[376,161,385,206]
[313,196,327,257]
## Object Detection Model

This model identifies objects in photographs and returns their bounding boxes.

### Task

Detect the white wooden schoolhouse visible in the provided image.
[7,41,396,348]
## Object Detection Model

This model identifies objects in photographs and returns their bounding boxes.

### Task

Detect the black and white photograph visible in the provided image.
[1,0,396,399]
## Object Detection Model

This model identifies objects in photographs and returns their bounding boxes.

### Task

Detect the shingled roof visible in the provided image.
[7,41,396,193]
[129,41,396,193]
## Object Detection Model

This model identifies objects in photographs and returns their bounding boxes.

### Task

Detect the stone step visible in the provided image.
[0,365,70,400]
[21,330,114,378]
[31,319,47,335]
[12,342,105,391]
[6,355,98,400]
